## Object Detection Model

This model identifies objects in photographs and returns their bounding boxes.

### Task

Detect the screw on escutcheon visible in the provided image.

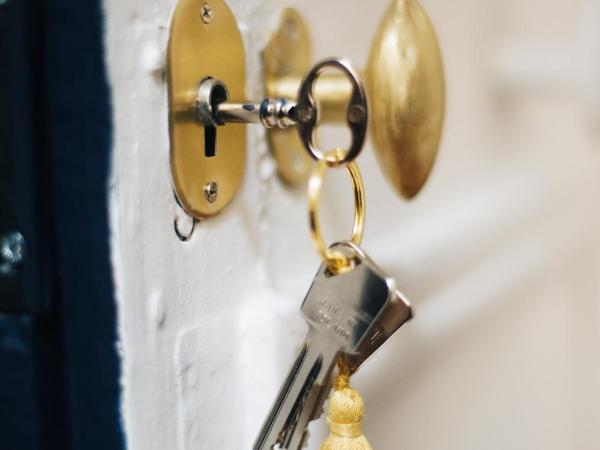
[201,3,214,24]
[0,231,27,275]
[204,181,218,203]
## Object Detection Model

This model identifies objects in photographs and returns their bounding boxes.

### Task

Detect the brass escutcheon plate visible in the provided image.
[262,8,314,186]
[168,0,246,218]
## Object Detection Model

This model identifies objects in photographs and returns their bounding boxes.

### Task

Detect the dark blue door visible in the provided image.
[0,1,124,449]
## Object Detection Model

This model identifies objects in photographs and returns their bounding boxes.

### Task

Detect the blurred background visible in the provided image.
[288,0,600,448]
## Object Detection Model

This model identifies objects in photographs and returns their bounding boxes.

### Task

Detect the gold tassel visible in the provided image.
[320,373,373,450]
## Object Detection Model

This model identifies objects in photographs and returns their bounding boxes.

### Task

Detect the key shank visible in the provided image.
[253,337,339,450]
[195,78,300,130]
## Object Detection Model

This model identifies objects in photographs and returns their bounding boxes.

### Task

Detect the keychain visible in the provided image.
[253,58,413,450]
[308,150,390,450]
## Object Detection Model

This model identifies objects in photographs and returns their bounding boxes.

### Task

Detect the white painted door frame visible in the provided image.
[106,1,600,449]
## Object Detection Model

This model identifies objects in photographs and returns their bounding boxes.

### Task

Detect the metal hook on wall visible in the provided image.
[173,193,198,242]
[174,216,197,242]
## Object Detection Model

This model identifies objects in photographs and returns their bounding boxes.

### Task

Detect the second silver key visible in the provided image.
[253,241,412,450]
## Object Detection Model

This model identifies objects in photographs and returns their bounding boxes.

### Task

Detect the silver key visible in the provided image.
[253,241,412,450]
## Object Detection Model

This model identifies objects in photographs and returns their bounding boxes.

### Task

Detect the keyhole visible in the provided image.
[204,83,229,158]
[205,126,217,157]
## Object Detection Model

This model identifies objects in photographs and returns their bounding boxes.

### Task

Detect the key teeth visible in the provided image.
[315,403,324,420]
[302,429,310,449]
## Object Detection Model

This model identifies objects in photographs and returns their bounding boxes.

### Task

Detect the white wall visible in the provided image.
[106,0,600,449]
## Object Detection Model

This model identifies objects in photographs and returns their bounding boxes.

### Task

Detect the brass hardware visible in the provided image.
[200,3,214,24]
[167,0,246,219]
[264,0,446,199]
[167,0,444,223]
[204,181,218,203]
[262,8,314,185]
[367,0,445,199]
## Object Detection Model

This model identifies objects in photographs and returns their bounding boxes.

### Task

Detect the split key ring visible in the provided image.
[308,149,366,272]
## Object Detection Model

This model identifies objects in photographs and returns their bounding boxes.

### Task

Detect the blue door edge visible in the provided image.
[0,1,126,449]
